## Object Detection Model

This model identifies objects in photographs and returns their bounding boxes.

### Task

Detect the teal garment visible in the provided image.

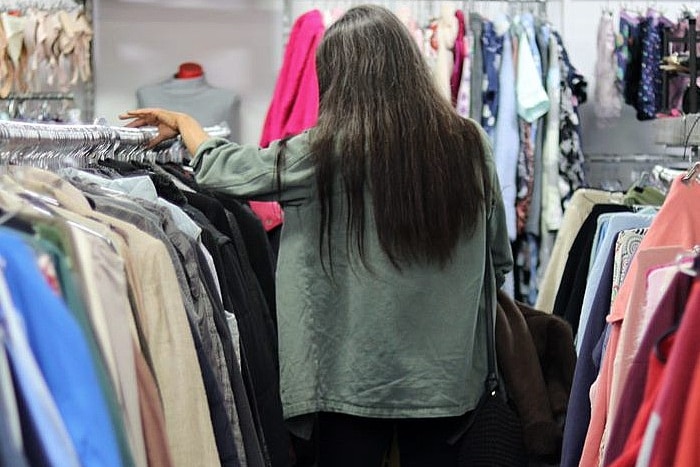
[192,126,514,419]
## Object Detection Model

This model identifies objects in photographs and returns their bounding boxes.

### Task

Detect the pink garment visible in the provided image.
[608,333,675,467]
[581,176,700,466]
[450,10,466,106]
[260,9,324,147]
[258,9,325,230]
[249,200,284,231]
[604,247,682,459]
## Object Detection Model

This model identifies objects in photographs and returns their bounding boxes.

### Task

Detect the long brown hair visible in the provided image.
[311,4,491,269]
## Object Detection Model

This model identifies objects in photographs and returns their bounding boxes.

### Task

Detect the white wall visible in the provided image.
[93,0,283,144]
[93,0,693,153]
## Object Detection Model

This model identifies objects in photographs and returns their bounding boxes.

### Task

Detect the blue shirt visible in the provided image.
[493,19,519,242]
[0,230,123,467]
[576,211,656,353]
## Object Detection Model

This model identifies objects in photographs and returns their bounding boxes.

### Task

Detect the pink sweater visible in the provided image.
[260,9,325,147]
[256,10,325,231]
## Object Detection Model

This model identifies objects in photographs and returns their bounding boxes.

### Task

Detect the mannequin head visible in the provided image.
[175,62,204,79]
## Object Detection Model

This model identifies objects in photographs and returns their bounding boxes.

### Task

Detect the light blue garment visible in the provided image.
[493,17,519,242]
[60,169,203,240]
[588,213,614,274]
[0,230,122,467]
[0,258,80,467]
[574,212,656,354]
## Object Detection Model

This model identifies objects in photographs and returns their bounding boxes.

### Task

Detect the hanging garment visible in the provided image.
[576,211,657,355]
[516,120,534,236]
[639,275,700,466]
[556,35,587,206]
[516,18,549,123]
[455,15,471,118]
[260,9,324,147]
[542,35,563,233]
[594,12,623,125]
[469,13,485,123]
[636,13,662,120]
[450,9,466,106]
[0,230,80,467]
[0,229,123,467]
[537,189,623,313]
[551,204,632,334]
[604,261,686,465]
[607,330,676,467]
[673,359,700,467]
[480,20,503,140]
[621,12,642,108]
[21,170,222,467]
[493,18,518,242]
[581,176,700,467]
[259,9,325,233]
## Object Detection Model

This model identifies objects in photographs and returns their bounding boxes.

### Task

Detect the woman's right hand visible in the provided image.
[119,108,184,148]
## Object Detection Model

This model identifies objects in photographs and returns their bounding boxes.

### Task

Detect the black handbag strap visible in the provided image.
[483,235,499,395]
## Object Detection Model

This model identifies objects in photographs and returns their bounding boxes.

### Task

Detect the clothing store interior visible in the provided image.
[1,0,700,466]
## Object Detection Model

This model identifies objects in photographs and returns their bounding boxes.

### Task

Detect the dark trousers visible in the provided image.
[317,412,459,467]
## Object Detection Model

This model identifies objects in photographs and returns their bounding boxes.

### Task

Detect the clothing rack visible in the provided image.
[0,0,81,12]
[282,0,552,43]
[1,92,75,102]
[0,120,157,169]
[0,120,230,168]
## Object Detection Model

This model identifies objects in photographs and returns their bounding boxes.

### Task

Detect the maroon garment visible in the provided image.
[608,333,675,467]
[648,276,700,466]
[450,10,466,106]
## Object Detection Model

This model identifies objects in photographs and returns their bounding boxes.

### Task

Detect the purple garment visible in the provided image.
[602,269,693,465]
[637,13,663,120]
[481,21,503,141]
[666,19,699,111]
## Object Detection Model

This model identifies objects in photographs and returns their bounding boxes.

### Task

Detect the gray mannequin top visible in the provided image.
[137,76,241,141]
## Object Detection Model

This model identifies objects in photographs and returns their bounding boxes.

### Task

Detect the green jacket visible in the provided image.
[192,128,513,419]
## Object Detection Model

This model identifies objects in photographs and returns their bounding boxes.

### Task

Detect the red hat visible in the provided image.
[176,62,204,79]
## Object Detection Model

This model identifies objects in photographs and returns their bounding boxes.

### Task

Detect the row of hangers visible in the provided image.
[288,0,550,26]
[0,119,231,171]
[600,1,698,20]
[0,0,82,13]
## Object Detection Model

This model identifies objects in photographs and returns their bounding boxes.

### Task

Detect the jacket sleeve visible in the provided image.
[483,132,514,288]
[190,132,315,204]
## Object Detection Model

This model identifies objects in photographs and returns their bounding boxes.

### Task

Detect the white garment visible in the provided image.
[542,36,564,232]
[593,12,622,126]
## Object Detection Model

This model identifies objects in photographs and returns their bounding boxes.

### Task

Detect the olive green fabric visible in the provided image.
[192,126,513,419]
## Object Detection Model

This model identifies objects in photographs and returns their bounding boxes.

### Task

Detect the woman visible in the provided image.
[121,5,512,466]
